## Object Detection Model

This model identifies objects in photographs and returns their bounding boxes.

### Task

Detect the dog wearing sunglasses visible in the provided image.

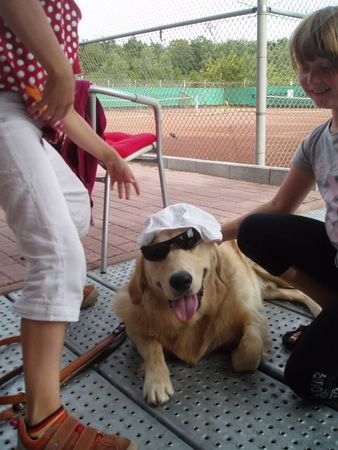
[113,221,320,406]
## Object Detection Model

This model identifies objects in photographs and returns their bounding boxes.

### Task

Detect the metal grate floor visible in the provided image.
[1,254,337,449]
[0,261,338,450]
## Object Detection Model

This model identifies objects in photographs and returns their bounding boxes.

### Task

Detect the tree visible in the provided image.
[204,49,252,83]
[79,36,295,88]
[168,39,195,76]
[190,37,215,72]
[267,38,295,84]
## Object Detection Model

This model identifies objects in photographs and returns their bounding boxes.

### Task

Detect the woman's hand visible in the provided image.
[28,69,75,125]
[104,152,140,200]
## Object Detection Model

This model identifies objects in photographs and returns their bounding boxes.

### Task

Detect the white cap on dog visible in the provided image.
[138,203,222,246]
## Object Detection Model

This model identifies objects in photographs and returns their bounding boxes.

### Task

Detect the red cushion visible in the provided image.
[104,131,156,159]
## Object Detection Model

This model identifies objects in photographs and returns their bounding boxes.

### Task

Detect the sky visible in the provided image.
[76,0,331,42]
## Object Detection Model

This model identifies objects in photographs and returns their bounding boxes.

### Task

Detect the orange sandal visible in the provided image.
[81,284,99,309]
[16,411,137,450]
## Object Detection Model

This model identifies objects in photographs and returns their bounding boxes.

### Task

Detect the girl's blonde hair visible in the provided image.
[290,6,338,69]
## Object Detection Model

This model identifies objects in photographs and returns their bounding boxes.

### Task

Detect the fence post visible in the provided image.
[256,0,268,165]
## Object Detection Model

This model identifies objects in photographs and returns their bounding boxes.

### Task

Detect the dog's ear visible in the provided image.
[128,255,146,304]
[212,244,222,276]
[213,243,230,286]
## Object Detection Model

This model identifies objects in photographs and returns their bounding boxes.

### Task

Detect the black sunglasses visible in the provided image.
[141,228,201,261]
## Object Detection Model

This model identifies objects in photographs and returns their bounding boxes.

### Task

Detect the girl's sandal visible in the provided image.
[16,411,137,450]
[81,284,99,309]
[282,325,309,350]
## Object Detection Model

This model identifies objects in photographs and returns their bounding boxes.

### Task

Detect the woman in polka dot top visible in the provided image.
[0,1,138,449]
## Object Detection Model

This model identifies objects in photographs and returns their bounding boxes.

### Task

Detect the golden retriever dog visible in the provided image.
[113,227,320,406]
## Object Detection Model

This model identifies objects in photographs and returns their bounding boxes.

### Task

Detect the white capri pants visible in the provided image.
[0,92,91,322]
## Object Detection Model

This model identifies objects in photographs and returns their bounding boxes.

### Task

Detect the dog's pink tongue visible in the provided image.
[171,294,199,321]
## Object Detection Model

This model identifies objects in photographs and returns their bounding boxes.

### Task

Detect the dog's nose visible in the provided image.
[169,271,192,292]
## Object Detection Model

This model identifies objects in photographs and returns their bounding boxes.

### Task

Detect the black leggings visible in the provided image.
[237,213,338,402]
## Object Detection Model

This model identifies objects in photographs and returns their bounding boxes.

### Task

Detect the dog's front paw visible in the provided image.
[143,370,174,405]
[231,337,263,372]
[231,347,261,372]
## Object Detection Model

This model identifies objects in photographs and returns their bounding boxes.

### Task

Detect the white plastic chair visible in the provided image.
[89,86,169,273]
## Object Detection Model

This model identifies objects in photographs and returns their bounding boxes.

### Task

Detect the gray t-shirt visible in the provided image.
[293,119,338,267]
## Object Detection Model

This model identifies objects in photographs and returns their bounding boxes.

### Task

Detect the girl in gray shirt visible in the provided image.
[221,6,338,404]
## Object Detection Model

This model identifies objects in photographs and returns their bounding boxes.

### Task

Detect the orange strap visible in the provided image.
[0,323,126,422]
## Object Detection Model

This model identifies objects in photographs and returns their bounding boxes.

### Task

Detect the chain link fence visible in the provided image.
[77,0,332,168]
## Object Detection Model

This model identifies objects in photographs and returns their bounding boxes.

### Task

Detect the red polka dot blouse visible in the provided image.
[0,0,82,142]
